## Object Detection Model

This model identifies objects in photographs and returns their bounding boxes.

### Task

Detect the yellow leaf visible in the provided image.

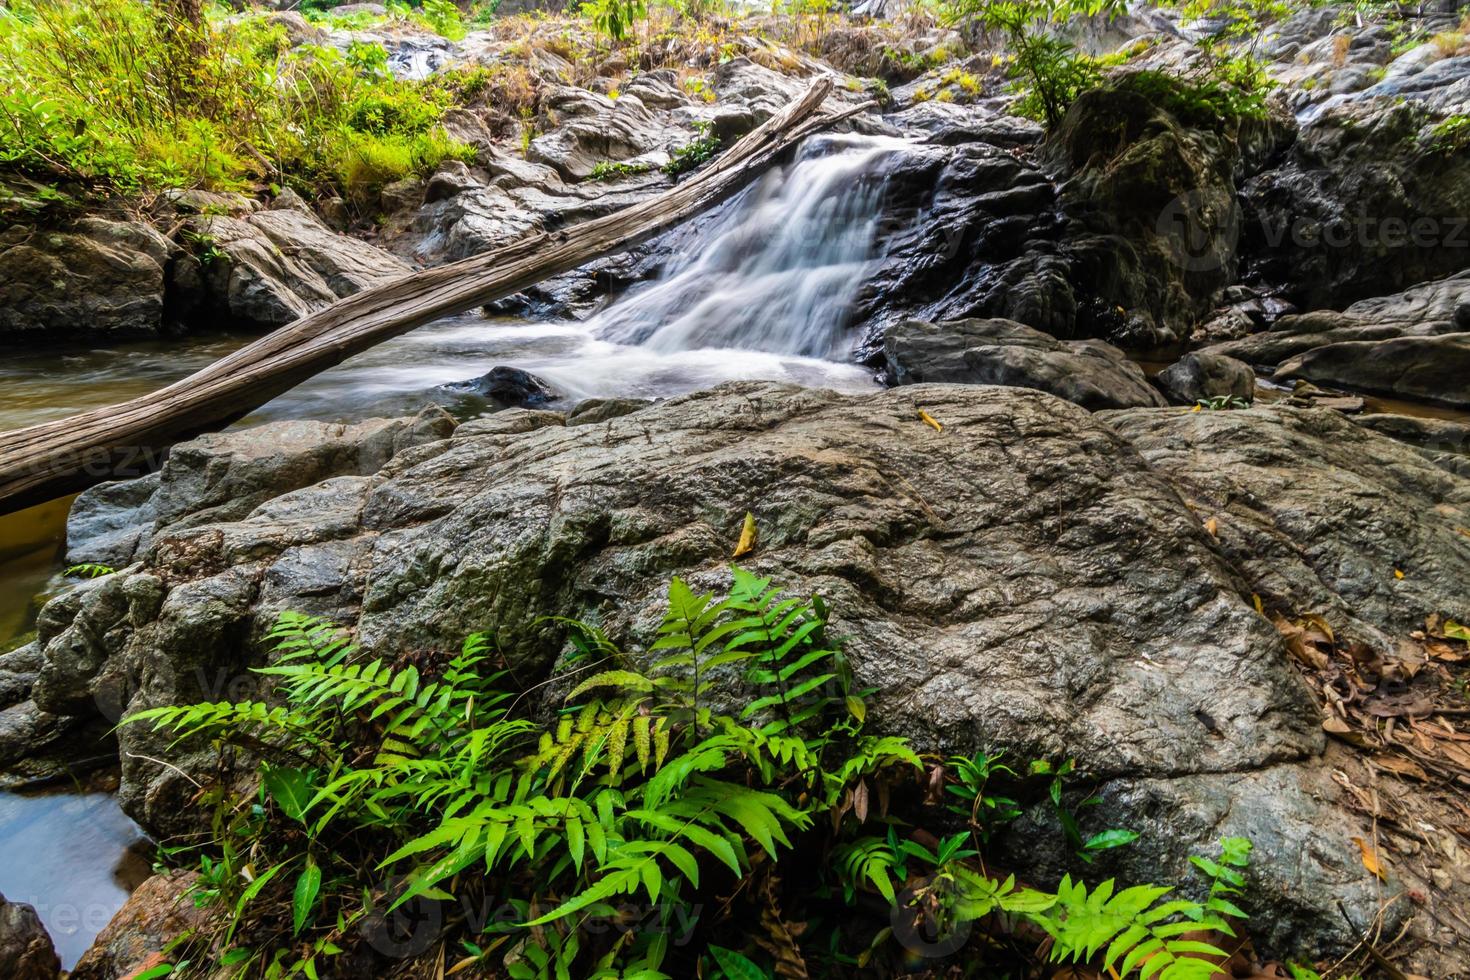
[918,408,942,432]
[1203,517,1218,538]
[845,696,866,724]
[733,511,757,559]
[1191,403,1202,412]
[1393,568,1405,579]
[1351,836,1387,881]
[1252,593,1264,615]
[1444,619,1470,642]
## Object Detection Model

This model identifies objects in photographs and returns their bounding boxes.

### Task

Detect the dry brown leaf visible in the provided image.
[1426,640,1467,662]
[1273,615,1330,671]
[733,511,757,559]
[1203,516,1219,538]
[1351,836,1388,881]
[917,408,943,432]
[853,779,870,824]
[1372,754,1429,781]
[755,873,810,980]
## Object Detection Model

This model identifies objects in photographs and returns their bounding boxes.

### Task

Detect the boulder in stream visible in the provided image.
[883,317,1167,409]
[0,218,178,342]
[1156,350,1255,405]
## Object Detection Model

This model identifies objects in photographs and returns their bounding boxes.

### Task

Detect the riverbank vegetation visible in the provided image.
[130,570,1264,979]
[0,0,1299,209]
[0,0,478,201]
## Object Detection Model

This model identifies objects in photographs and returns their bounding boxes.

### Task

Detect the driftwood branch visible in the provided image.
[0,79,852,515]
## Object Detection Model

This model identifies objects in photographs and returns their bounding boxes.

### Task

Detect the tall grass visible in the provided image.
[0,0,475,201]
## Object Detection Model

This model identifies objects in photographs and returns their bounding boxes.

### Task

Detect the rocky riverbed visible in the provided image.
[3,1,1470,977]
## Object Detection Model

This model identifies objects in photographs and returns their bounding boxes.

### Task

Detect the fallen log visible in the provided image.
[0,79,858,515]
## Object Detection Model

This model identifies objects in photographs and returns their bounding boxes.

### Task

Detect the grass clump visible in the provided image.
[0,0,474,203]
[588,159,655,180]
[1113,61,1271,127]
[664,120,720,176]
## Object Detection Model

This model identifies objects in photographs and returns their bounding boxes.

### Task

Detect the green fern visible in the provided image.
[125,571,1258,980]
[63,562,117,578]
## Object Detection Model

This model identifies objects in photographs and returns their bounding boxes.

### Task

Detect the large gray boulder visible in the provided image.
[24,382,1428,958]
[1206,268,1470,367]
[0,218,178,342]
[1353,413,1470,477]
[1156,351,1255,405]
[884,318,1168,409]
[1103,404,1470,646]
[192,204,411,329]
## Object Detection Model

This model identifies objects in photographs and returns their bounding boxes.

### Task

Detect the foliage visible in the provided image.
[940,0,1126,127]
[1195,394,1251,411]
[1428,113,1470,154]
[581,0,648,43]
[1112,61,1270,127]
[664,120,720,175]
[63,562,117,578]
[128,571,919,976]
[0,0,473,201]
[589,159,655,180]
[128,567,1265,979]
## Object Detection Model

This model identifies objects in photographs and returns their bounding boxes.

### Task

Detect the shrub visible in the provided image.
[129,569,1257,979]
[1113,61,1271,127]
[940,0,1129,128]
[0,0,472,202]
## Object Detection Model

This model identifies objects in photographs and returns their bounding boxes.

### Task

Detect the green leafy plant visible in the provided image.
[0,0,473,201]
[664,120,720,176]
[588,159,655,180]
[63,562,117,578]
[128,572,1261,979]
[580,0,648,43]
[940,0,1127,127]
[127,570,919,977]
[1195,394,1252,411]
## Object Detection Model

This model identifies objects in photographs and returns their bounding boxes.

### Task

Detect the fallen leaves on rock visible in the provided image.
[1272,611,1470,790]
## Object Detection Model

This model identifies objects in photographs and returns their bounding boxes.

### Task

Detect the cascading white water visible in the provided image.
[590,133,909,360]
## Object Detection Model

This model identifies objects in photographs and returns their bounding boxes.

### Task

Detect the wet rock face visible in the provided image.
[439,366,559,409]
[24,382,1430,956]
[0,218,179,342]
[0,892,59,980]
[70,872,202,980]
[882,317,1167,409]
[1205,268,1470,368]
[1241,97,1470,311]
[1275,332,1470,407]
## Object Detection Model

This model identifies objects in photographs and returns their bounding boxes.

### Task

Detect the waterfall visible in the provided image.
[589,133,910,360]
